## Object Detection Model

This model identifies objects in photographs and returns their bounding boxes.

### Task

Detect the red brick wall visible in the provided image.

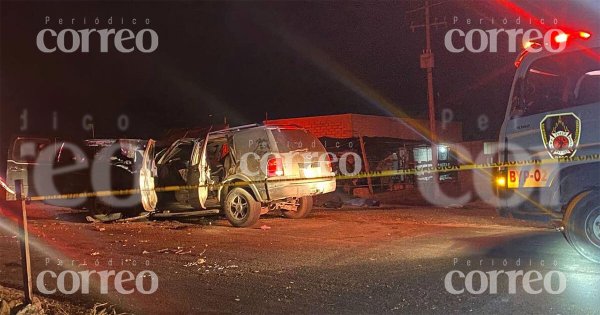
[265,114,353,138]
[267,114,462,142]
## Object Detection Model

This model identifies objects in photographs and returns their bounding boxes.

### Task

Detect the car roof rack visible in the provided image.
[264,123,305,130]
[208,123,261,135]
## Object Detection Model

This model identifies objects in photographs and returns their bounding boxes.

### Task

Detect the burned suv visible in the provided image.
[154,124,336,227]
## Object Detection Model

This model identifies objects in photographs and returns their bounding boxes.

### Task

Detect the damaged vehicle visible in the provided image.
[82,138,157,218]
[154,124,336,227]
[5,137,157,219]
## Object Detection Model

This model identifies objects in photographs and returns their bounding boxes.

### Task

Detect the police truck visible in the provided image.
[496,28,600,262]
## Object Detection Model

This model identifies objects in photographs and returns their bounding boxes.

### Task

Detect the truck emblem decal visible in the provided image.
[540,113,581,159]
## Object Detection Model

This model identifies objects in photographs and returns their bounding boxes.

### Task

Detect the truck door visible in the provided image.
[188,135,210,209]
[501,76,555,191]
[500,48,600,193]
[139,139,158,211]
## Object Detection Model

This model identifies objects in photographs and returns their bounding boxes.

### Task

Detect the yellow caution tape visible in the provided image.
[2,153,598,202]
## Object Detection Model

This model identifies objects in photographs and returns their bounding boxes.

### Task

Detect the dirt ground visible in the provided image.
[1,201,597,314]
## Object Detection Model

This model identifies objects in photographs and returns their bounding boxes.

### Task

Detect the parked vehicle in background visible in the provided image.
[154,124,336,227]
[495,29,600,262]
[5,137,53,199]
[5,137,157,218]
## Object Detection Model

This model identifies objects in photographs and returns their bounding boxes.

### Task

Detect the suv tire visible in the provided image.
[282,196,313,219]
[564,190,600,263]
[224,188,261,227]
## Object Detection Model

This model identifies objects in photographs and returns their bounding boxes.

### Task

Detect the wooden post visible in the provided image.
[15,180,33,305]
[358,135,374,195]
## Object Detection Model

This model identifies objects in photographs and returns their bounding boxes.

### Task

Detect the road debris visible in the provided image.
[92,225,106,232]
[155,247,193,255]
[115,212,150,223]
[86,213,122,223]
[184,258,206,268]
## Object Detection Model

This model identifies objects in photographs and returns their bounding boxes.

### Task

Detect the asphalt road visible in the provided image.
[0,202,599,314]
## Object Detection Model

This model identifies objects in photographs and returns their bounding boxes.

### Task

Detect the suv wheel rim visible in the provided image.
[230,195,249,220]
[585,208,600,248]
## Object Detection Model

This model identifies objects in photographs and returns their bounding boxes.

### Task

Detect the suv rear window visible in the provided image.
[270,129,325,153]
[11,138,51,162]
[511,47,600,118]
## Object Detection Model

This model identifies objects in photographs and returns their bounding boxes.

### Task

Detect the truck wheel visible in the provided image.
[224,188,261,227]
[564,190,600,263]
[282,196,313,219]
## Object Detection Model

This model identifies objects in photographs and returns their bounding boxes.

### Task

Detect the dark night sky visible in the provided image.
[1,0,599,150]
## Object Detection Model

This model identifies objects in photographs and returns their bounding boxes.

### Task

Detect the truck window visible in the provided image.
[233,128,271,177]
[271,129,326,153]
[233,128,271,159]
[160,140,193,165]
[510,48,600,118]
[11,138,51,163]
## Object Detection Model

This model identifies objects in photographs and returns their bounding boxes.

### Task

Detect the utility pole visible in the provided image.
[408,0,447,184]
[424,0,437,184]
[15,180,33,305]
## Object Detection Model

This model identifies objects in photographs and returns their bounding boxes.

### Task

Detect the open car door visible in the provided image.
[6,137,52,200]
[188,135,210,209]
[139,139,158,211]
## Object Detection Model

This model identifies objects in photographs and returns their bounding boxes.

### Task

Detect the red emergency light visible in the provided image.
[522,30,592,50]
[578,31,591,39]
[517,30,592,67]
[554,33,569,43]
[553,31,591,44]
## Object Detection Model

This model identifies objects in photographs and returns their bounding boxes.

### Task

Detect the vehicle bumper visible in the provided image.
[496,187,562,221]
[267,177,336,200]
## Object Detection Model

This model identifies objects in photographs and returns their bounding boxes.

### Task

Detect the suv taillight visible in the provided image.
[267,156,284,177]
[325,154,333,173]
